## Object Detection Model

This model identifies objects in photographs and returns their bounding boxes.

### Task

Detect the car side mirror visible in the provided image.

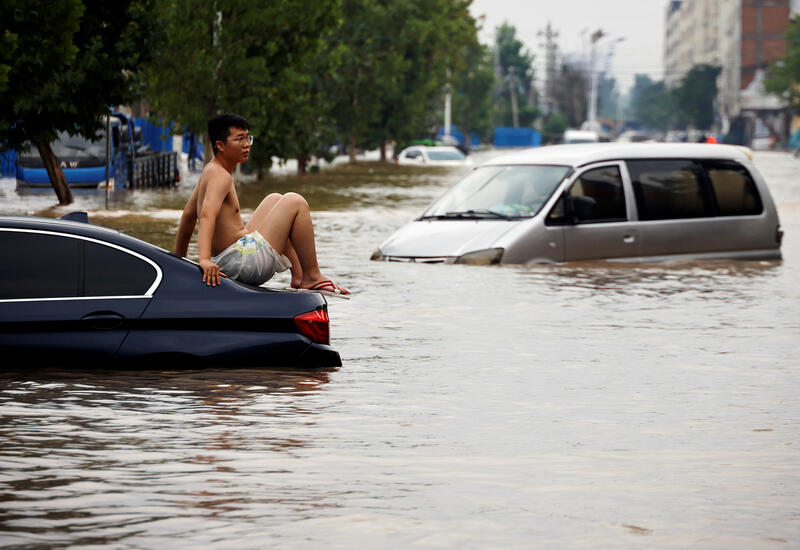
[567,195,596,224]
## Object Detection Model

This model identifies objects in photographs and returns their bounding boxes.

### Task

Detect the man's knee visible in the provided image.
[284,192,308,209]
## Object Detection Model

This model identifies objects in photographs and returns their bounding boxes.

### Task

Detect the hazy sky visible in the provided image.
[469,0,669,93]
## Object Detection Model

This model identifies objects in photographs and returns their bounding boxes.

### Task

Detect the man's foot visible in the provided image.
[293,279,350,298]
[305,279,350,296]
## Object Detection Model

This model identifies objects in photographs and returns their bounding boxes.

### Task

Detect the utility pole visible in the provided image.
[587,28,605,130]
[538,22,559,116]
[508,68,520,128]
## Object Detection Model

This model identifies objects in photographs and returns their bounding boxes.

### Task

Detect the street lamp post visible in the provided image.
[587,30,624,132]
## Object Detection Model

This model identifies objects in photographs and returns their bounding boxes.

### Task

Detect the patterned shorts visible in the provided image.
[212,231,291,285]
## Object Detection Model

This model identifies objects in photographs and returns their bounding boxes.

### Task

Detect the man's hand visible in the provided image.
[199,258,224,286]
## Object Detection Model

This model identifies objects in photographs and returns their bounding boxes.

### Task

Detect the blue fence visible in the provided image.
[493,127,541,148]
[134,118,174,152]
[1,150,17,177]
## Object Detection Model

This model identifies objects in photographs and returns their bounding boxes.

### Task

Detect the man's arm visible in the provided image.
[173,185,199,257]
[196,171,230,286]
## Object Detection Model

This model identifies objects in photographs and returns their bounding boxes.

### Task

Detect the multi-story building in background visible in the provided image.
[663,0,794,146]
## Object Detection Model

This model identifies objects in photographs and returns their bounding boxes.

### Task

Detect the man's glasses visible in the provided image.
[226,135,254,146]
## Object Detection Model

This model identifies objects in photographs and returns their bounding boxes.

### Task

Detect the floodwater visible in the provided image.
[1,150,799,549]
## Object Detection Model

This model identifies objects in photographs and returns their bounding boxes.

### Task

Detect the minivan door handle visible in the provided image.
[81,312,126,330]
[623,235,635,244]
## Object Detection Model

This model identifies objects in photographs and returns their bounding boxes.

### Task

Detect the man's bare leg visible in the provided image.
[246,192,348,293]
[250,193,303,287]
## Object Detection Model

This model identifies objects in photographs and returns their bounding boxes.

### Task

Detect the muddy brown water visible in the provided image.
[1,151,798,548]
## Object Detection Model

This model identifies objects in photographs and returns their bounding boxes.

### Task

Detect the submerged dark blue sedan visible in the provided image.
[0,213,341,367]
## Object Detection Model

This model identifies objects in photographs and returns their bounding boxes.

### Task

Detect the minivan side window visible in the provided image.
[627,160,712,220]
[703,160,763,216]
[547,165,626,225]
[568,166,626,223]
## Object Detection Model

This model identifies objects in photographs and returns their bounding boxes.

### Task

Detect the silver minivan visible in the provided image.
[372,143,783,264]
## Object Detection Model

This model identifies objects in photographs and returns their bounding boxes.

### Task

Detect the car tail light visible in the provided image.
[294,309,330,345]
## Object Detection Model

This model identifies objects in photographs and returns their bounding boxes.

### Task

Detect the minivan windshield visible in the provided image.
[421,165,571,219]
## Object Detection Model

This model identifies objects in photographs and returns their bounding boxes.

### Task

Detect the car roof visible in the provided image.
[0,214,168,256]
[481,143,752,168]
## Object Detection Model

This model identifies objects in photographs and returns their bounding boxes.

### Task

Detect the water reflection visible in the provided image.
[0,368,335,546]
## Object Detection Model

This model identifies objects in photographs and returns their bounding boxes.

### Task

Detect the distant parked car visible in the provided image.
[563,129,599,144]
[615,130,654,143]
[372,143,782,264]
[397,145,472,166]
[0,213,341,367]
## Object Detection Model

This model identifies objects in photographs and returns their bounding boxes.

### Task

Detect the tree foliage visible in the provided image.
[141,0,340,171]
[674,64,720,130]
[765,18,800,113]
[452,40,495,149]
[493,23,538,127]
[1,0,157,204]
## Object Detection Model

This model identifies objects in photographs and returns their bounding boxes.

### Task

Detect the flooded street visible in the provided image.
[1,150,799,548]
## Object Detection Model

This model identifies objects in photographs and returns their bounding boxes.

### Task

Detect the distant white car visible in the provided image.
[563,129,599,144]
[397,145,472,166]
[615,130,654,143]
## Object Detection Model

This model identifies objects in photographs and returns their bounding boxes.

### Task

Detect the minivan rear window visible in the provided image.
[628,160,712,220]
[703,160,762,216]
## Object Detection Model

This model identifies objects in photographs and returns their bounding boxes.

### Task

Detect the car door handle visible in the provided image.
[81,312,126,330]
[623,235,635,244]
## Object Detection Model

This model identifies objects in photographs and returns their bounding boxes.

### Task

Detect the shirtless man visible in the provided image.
[173,113,348,295]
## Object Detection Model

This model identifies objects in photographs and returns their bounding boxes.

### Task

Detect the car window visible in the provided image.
[0,231,81,299]
[567,165,627,223]
[703,161,763,216]
[423,165,571,219]
[0,230,157,300]
[428,150,465,161]
[406,150,421,159]
[84,240,157,296]
[627,160,712,220]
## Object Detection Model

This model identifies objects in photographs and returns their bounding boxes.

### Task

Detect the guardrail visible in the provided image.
[129,151,180,189]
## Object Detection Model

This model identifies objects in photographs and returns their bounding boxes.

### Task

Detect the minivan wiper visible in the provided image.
[442,209,513,220]
[419,210,515,220]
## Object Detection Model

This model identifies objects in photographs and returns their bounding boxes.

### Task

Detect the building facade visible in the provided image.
[663,0,793,144]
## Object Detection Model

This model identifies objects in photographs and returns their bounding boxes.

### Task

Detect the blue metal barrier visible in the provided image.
[493,127,541,147]
[1,150,17,177]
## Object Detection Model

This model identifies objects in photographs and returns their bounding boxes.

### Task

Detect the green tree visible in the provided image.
[630,75,674,130]
[452,41,495,150]
[541,111,568,144]
[493,23,538,128]
[675,64,720,130]
[1,0,155,204]
[141,0,339,173]
[766,18,800,112]
[553,62,588,128]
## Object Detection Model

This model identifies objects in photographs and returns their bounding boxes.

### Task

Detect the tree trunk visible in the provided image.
[33,139,73,205]
[297,151,308,175]
[379,139,387,162]
[348,135,356,165]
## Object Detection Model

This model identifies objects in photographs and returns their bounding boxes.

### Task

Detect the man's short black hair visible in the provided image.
[208,113,249,155]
